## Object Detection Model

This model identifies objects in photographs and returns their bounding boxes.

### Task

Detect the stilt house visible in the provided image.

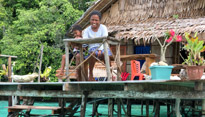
[71,0,205,73]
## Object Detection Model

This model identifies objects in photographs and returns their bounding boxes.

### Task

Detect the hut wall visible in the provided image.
[102,0,205,26]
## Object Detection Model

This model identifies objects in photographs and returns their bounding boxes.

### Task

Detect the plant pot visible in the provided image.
[186,66,204,80]
[149,66,174,80]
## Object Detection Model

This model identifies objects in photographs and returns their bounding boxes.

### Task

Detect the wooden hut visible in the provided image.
[70,0,205,75]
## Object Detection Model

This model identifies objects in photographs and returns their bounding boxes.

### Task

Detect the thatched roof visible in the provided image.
[72,0,205,43]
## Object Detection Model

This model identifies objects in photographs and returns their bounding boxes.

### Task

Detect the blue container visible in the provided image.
[149,66,174,80]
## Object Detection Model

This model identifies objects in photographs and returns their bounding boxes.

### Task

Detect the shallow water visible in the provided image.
[0,100,168,116]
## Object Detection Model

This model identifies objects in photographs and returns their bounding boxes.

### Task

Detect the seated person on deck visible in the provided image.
[56,25,88,81]
[83,10,112,81]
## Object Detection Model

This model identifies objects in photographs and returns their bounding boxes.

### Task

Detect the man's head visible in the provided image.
[72,25,82,38]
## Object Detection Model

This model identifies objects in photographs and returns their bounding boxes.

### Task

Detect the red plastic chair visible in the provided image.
[131,60,144,80]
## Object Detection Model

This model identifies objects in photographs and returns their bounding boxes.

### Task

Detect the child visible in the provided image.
[56,25,87,81]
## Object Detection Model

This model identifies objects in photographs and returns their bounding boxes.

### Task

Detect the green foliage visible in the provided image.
[69,0,96,11]
[0,0,84,81]
[183,32,205,66]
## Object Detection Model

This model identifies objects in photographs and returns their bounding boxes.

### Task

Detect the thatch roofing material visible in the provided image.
[72,0,205,43]
[107,17,205,43]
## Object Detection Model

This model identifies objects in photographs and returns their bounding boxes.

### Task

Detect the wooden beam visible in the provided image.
[63,36,107,44]
[2,90,205,99]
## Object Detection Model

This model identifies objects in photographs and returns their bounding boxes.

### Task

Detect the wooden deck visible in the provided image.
[1,80,205,116]
[0,80,204,99]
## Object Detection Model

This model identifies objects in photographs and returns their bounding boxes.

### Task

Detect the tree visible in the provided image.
[1,0,83,81]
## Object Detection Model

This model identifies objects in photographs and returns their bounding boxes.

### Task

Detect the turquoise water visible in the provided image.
[0,100,168,116]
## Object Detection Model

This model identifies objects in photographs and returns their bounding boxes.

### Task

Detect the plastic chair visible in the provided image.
[131,60,144,80]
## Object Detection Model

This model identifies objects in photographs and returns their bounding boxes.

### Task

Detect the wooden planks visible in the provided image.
[7,105,61,113]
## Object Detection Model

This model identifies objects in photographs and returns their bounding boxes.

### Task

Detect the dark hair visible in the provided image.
[72,25,82,32]
[89,10,102,20]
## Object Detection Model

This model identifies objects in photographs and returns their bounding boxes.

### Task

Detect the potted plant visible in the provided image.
[182,32,205,80]
[149,30,182,80]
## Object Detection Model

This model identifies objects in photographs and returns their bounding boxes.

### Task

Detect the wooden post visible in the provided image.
[108,98,114,117]
[146,100,149,117]
[127,99,131,117]
[116,44,121,81]
[92,101,99,116]
[65,42,70,80]
[79,45,88,81]
[8,57,12,82]
[103,40,111,81]
[141,100,144,116]
[167,100,171,117]
[117,99,121,117]
[154,100,160,117]
[175,98,181,117]
[202,99,205,117]
[63,42,70,90]
[80,91,88,117]
[59,98,65,116]
[38,45,44,82]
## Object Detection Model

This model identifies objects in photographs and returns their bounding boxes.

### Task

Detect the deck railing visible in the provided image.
[63,36,121,81]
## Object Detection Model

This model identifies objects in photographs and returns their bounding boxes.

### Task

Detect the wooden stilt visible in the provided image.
[108,98,114,117]
[141,100,143,116]
[80,91,88,117]
[117,99,121,117]
[154,100,160,117]
[167,100,171,117]
[59,98,65,116]
[192,100,196,116]
[127,99,131,117]
[92,101,99,116]
[202,99,205,117]
[146,100,149,117]
[175,98,181,117]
